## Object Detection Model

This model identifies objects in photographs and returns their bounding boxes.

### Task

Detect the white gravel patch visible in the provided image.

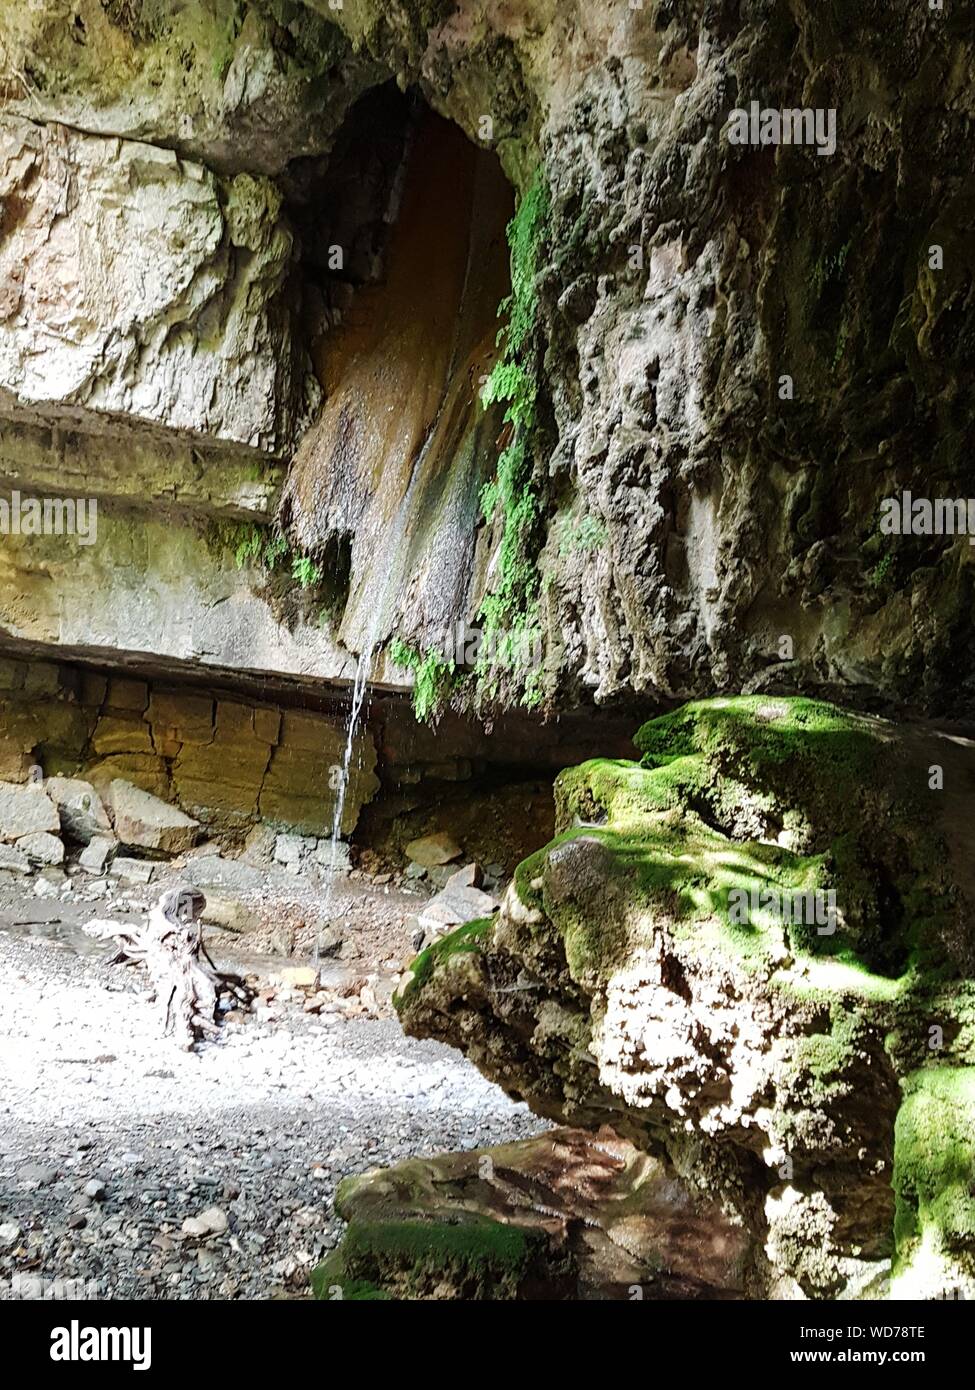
[0,929,542,1300]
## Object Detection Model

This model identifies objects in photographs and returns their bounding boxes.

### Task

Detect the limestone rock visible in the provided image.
[405,833,463,868]
[109,858,155,886]
[0,116,317,454]
[105,780,199,857]
[398,698,975,1301]
[312,840,353,875]
[0,782,59,841]
[446,863,484,890]
[79,837,117,874]
[416,884,498,939]
[0,843,31,874]
[181,855,264,933]
[44,777,112,845]
[18,831,65,866]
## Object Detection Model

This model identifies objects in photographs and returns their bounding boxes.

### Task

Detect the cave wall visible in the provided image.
[1,0,973,716]
[0,652,379,835]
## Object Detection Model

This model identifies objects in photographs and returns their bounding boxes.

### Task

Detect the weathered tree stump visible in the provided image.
[86,887,253,1047]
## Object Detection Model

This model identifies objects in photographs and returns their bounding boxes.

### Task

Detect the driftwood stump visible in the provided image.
[87,887,253,1047]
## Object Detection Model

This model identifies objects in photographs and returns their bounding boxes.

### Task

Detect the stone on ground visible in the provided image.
[416,883,498,936]
[315,1127,750,1300]
[44,777,112,845]
[18,831,65,866]
[104,779,199,855]
[405,832,462,868]
[79,836,116,873]
[0,782,59,840]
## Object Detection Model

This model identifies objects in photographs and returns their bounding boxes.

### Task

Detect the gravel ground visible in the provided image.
[0,924,542,1300]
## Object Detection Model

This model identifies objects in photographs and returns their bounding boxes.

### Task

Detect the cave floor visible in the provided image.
[0,883,541,1300]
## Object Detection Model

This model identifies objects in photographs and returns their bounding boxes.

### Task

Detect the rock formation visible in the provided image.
[2,0,974,1305]
[391,699,975,1299]
[1,1,972,711]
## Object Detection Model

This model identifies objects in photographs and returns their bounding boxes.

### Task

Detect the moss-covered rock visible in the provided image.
[314,1127,753,1300]
[397,697,975,1298]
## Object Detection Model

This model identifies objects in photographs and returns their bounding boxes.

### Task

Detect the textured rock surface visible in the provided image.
[0,115,317,453]
[2,1,972,710]
[0,657,380,839]
[397,698,975,1299]
[0,782,59,841]
[316,1126,752,1299]
[104,779,200,856]
[44,776,111,845]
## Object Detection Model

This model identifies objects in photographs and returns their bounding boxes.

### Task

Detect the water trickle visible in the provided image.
[313,641,375,967]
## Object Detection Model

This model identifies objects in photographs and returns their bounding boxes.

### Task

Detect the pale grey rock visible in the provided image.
[311,840,353,875]
[18,831,65,866]
[0,117,318,455]
[105,780,199,856]
[446,863,484,890]
[0,782,59,841]
[183,856,264,894]
[45,777,112,845]
[79,837,117,874]
[0,842,31,874]
[416,884,499,940]
[109,857,155,886]
[273,833,309,866]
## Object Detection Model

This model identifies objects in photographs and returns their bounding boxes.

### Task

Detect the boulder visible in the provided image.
[0,781,59,841]
[18,831,65,866]
[415,884,498,940]
[446,863,484,890]
[397,698,975,1302]
[109,857,154,885]
[104,779,199,856]
[0,843,31,874]
[314,1127,751,1301]
[312,839,353,875]
[44,776,112,845]
[181,855,264,933]
[79,836,117,874]
[405,832,463,868]
[274,833,314,867]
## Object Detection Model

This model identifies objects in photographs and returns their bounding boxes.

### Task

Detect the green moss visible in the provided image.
[291,554,322,588]
[313,1215,535,1300]
[558,512,609,556]
[206,519,331,596]
[893,1067,975,1264]
[310,1250,392,1301]
[477,167,550,700]
[207,520,287,572]
[388,638,457,724]
[395,917,493,1010]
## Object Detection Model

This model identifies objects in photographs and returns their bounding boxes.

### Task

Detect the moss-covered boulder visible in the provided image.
[314,1127,752,1300]
[396,697,975,1299]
